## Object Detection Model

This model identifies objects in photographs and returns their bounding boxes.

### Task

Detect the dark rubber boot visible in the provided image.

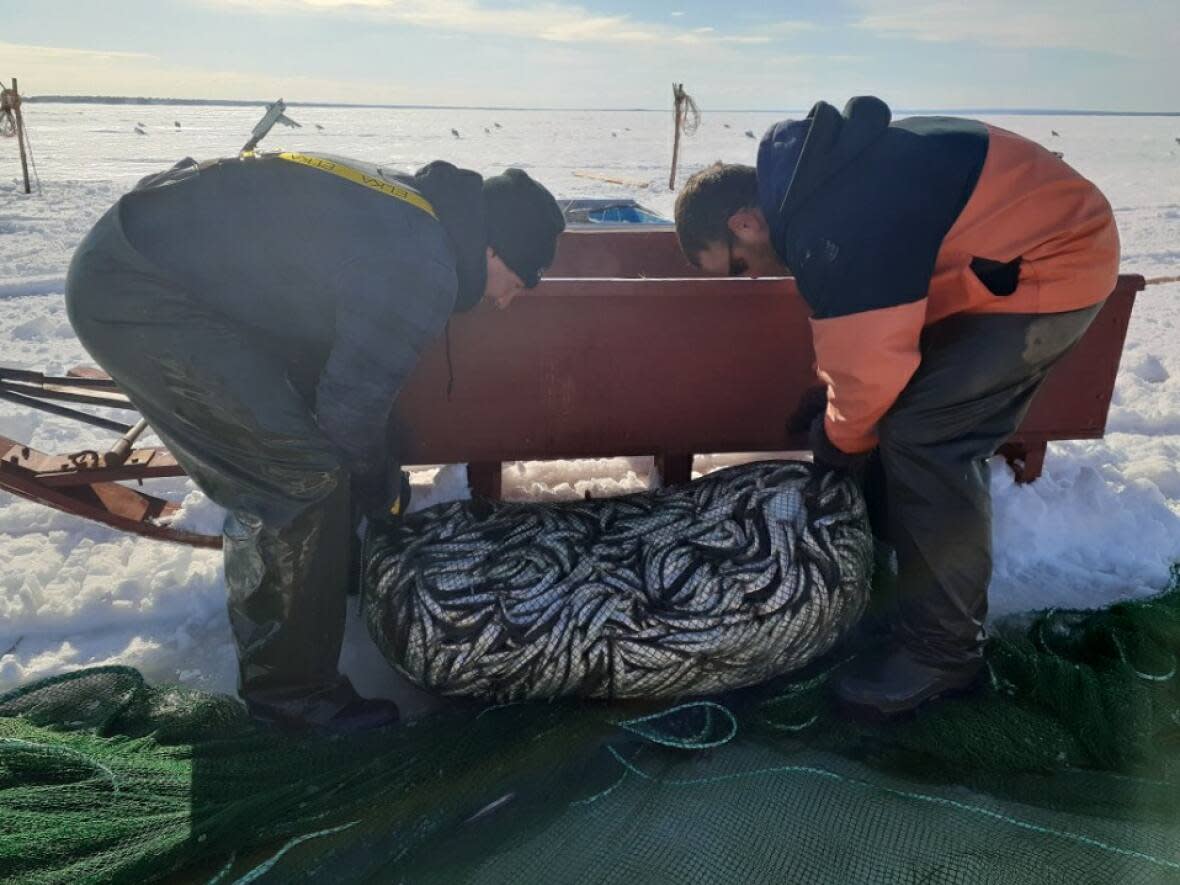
[249,692,401,733]
[323,696,401,732]
[834,646,983,718]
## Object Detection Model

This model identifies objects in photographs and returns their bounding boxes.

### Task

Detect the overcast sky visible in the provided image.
[2,0,1177,110]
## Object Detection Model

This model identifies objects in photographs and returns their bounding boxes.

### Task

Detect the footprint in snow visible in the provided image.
[1132,354,1169,384]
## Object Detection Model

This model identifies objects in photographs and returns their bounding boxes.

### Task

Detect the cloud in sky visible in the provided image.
[202,0,813,46]
[0,42,156,63]
[853,0,1177,57]
[0,41,420,104]
[8,1,1175,109]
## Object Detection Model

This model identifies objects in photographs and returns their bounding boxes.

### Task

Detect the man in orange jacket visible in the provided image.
[674,96,1119,716]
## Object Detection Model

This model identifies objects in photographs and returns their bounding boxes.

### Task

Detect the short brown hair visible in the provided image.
[674,163,758,266]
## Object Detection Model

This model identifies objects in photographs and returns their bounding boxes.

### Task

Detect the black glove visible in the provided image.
[353,469,412,523]
[787,385,829,436]
[809,415,870,480]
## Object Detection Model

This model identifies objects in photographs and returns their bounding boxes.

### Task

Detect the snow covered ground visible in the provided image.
[2,103,1178,709]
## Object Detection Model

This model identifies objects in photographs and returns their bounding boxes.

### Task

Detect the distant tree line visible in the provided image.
[27,96,290,107]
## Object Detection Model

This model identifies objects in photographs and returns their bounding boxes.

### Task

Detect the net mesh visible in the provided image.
[3,565,1178,884]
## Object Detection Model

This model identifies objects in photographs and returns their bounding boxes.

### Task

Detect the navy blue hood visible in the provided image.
[756,117,810,259]
[756,96,892,258]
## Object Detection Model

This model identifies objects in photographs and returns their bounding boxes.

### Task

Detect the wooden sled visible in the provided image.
[0,229,1146,549]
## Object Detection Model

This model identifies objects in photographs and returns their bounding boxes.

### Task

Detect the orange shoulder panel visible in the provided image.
[927,124,1119,323]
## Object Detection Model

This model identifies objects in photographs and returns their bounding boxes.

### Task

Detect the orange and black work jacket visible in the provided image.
[757,96,1119,455]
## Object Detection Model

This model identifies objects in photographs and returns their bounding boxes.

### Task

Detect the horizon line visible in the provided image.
[24,95,1180,117]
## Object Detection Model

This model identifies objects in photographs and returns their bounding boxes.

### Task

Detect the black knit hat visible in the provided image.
[483,168,565,288]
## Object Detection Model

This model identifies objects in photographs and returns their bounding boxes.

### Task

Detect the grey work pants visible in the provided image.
[870,303,1104,665]
[65,204,357,724]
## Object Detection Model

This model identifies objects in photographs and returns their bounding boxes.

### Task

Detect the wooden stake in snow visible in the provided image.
[668,83,701,191]
[669,84,685,191]
[2,79,31,194]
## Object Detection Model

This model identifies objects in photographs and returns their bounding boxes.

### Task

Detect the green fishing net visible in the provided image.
[3,565,1178,884]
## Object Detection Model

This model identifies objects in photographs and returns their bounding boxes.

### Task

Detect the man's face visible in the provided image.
[693,208,787,278]
[484,248,527,310]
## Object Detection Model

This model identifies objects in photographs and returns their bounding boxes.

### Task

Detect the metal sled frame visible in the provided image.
[0,367,212,546]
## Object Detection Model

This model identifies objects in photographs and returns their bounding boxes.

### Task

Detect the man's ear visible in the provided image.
[726,208,767,242]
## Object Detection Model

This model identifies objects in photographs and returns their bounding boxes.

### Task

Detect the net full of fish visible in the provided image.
[362,460,873,702]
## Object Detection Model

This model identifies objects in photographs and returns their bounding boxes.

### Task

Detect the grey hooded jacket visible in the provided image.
[117,152,488,481]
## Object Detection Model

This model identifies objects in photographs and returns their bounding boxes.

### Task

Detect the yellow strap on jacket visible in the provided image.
[242,150,438,220]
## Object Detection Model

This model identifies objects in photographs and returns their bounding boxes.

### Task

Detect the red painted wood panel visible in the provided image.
[398,226,1143,464]
[547,227,701,278]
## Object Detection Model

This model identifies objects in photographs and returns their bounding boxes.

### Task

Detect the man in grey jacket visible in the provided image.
[65,151,565,731]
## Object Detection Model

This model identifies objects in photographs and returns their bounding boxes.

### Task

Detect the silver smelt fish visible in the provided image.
[364,461,872,702]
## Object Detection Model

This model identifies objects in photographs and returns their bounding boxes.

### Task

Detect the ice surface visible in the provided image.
[2,104,1178,702]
